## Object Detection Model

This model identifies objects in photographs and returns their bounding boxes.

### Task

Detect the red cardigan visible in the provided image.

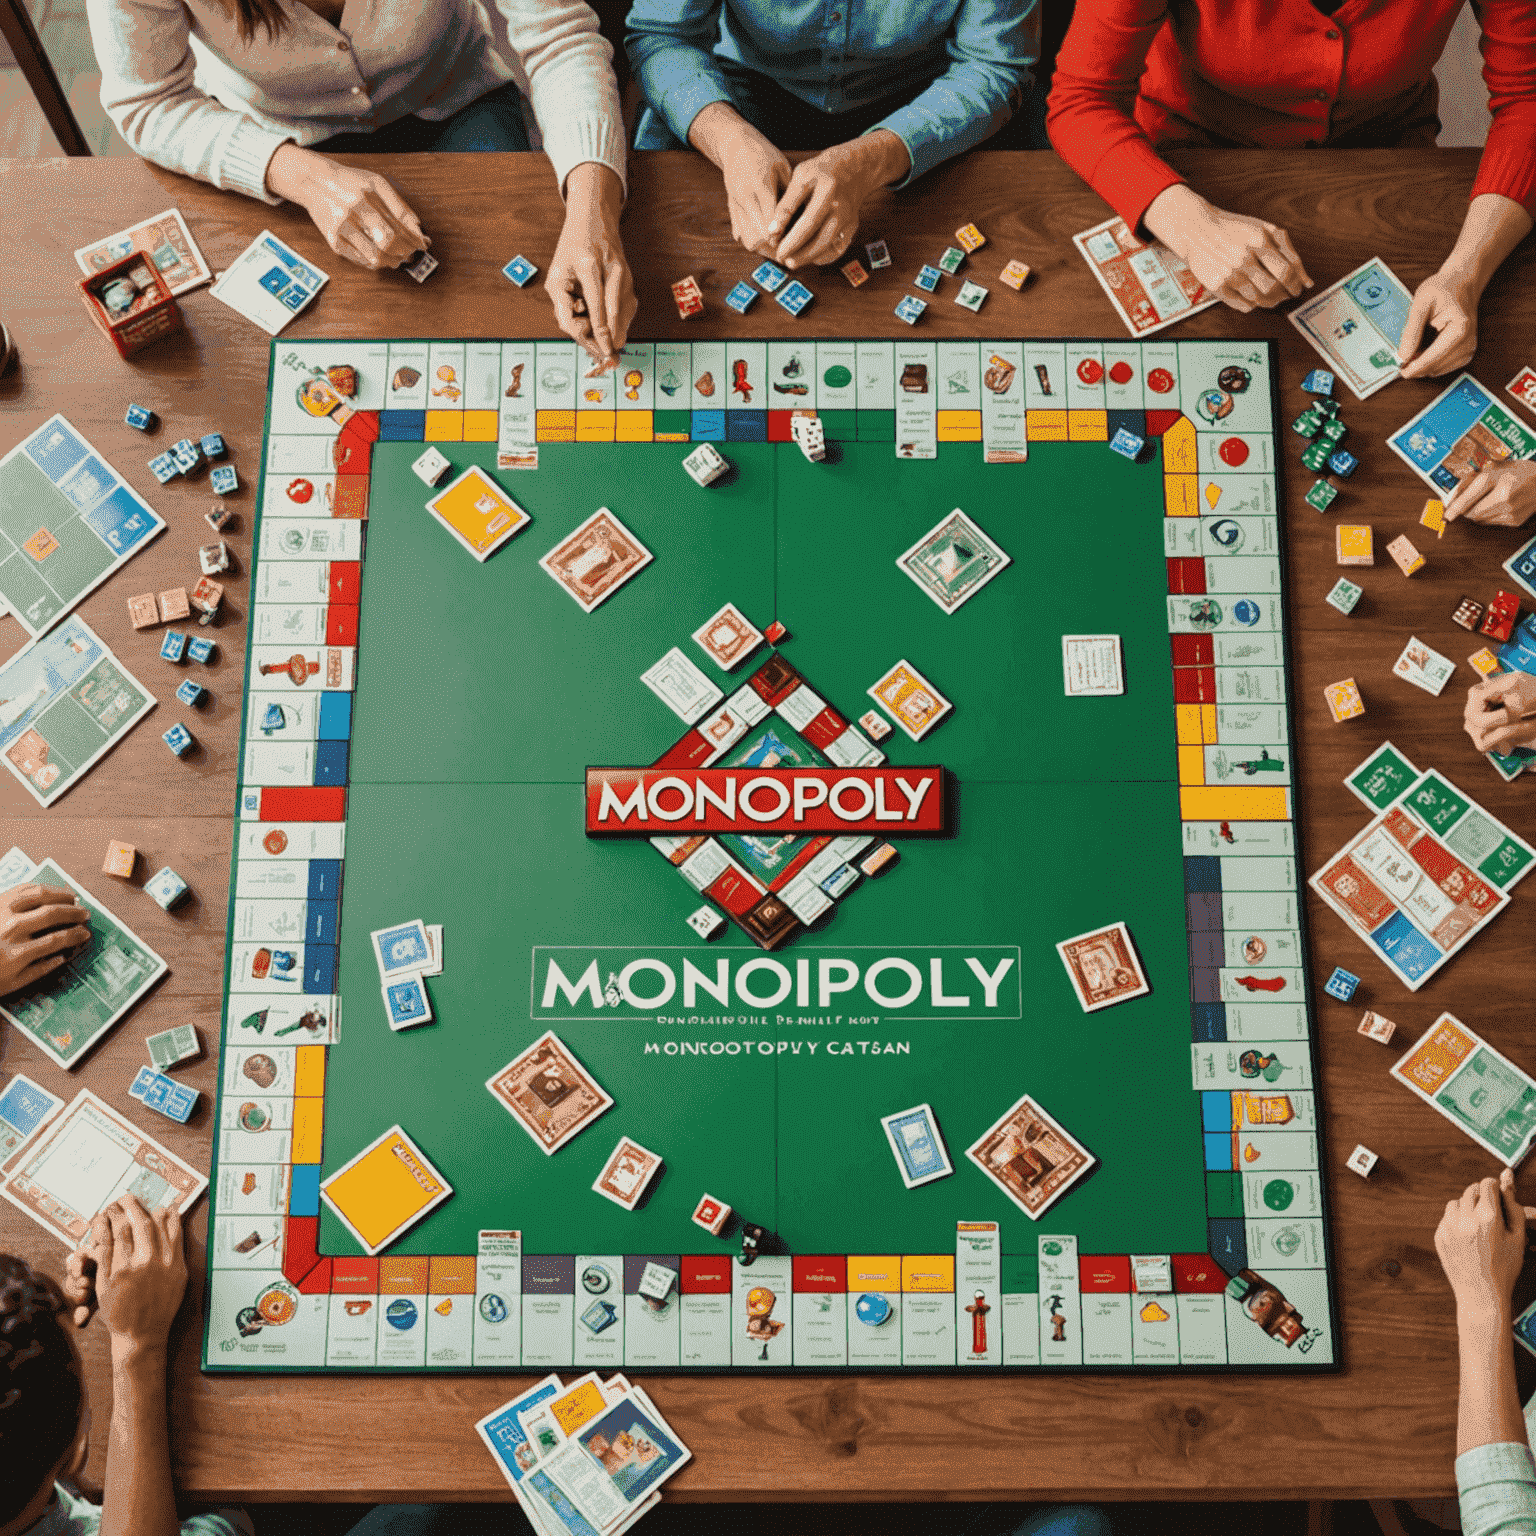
[1046,0,1536,233]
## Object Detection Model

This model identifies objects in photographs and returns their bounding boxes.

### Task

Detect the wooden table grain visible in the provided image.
[2,145,1533,1504]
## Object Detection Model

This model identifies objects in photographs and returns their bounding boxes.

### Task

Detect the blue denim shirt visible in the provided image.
[624,0,1038,182]
[1460,1442,1536,1535]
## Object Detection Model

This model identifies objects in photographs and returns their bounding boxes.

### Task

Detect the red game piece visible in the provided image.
[1218,437,1250,467]
[1480,590,1520,643]
[671,276,704,319]
[1146,367,1175,394]
[1076,357,1104,385]
[764,620,788,644]
[1108,361,1134,385]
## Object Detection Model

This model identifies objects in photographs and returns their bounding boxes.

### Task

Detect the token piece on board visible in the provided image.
[686,905,725,940]
[1324,966,1360,1001]
[412,447,452,487]
[1323,679,1364,723]
[840,259,869,288]
[501,255,537,287]
[1076,357,1105,386]
[1335,526,1373,566]
[1347,1144,1378,1178]
[1147,367,1175,394]
[1305,480,1338,512]
[102,840,136,878]
[764,620,788,644]
[999,259,1030,290]
[1218,437,1249,467]
[1452,597,1486,631]
[692,1194,731,1235]
[855,1293,892,1327]
[127,593,159,629]
[1325,578,1362,616]
[739,1221,766,1266]
[1218,366,1251,394]
[858,842,898,878]
[1386,534,1425,576]
[1358,1011,1397,1045]
[682,442,729,488]
[125,403,156,431]
[858,709,891,741]
[954,223,986,252]
[403,249,438,284]
[790,414,826,462]
[865,240,892,269]
[1108,361,1134,385]
[1109,427,1144,461]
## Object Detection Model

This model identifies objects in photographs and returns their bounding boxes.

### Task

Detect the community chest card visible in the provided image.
[486,1031,613,1154]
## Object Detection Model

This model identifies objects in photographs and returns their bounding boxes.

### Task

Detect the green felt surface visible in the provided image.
[318,434,1208,1261]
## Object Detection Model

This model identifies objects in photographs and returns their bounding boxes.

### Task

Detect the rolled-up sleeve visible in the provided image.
[1458,1441,1536,1536]
[624,0,735,145]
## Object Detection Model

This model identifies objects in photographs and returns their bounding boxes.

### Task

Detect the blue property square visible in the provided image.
[502,255,537,287]
[1369,909,1441,983]
[725,281,758,314]
[23,420,88,483]
[83,487,158,556]
[318,691,353,739]
[752,261,787,292]
[776,281,813,316]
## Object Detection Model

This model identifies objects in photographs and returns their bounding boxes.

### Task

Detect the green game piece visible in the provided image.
[1326,577,1362,615]
[1320,420,1347,446]
[1301,441,1330,472]
[1291,410,1322,439]
[822,364,852,389]
[1305,479,1338,511]
[1314,398,1341,419]
[937,247,966,274]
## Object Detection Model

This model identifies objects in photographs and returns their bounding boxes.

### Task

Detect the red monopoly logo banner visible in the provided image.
[586,766,947,836]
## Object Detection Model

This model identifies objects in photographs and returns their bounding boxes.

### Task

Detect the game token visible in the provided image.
[156,588,189,623]
[1327,450,1358,478]
[858,709,892,742]
[1109,427,1144,461]
[1291,410,1322,440]
[1469,647,1502,677]
[764,619,788,644]
[159,629,188,662]
[102,840,136,878]
[954,280,988,312]
[739,1221,765,1265]
[127,593,158,629]
[1218,366,1251,394]
[210,464,238,495]
[999,259,1030,290]
[592,1135,662,1210]
[682,442,729,488]
[191,577,223,624]
[412,447,452,486]
[1335,525,1373,566]
[914,265,942,293]
[752,261,787,292]
[172,438,201,473]
[144,864,189,908]
[1358,1011,1397,1045]
[1323,679,1364,722]
[1300,442,1330,472]
[894,295,927,325]
[133,1068,199,1124]
[954,223,986,252]
[501,255,537,287]
[125,403,155,431]
[671,275,705,318]
[1325,578,1362,616]
[148,453,178,484]
[724,280,758,314]
[1347,1145,1378,1178]
[776,280,814,316]
[1146,367,1175,394]
[1386,534,1425,576]
[1302,368,1335,396]
[692,1193,731,1235]
[372,919,433,981]
[146,1023,201,1069]
[175,678,206,708]
[637,1261,678,1308]
[791,414,827,462]
[1218,437,1249,467]
[1481,590,1520,642]
[840,259,869,287]
[865,240,891,269]
[403,249,438,283]
[1453,597,1485,630]
[1324,966,1360,1001]
[1320,419,1347,446]
[1196,388,1232,423]
[1421,498,1447,538]
[161,722,193,756]
[1305,479,1338,512]
[199,542,229,576]
[187,635,215,664]
[1314,397,1340,419]
[686,905,725,939]
[855,1293,892,1327]
[1394,636,1456,696]
[1076,357,1105,386]
[206,502,234,532]
[200,432,226,459]
[937,246,965,274]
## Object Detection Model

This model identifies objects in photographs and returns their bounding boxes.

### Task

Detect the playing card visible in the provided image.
[209,229,328,335]
[424,465,530,562]
[592,1135,662,1209]
[486,1030,614,1154]
[0,1073,62,1161]
[691,603,764,670]
[1393,637,1455,696]
[1344,741,1419,811]
[75,207,211,296]
[895,508,1011,614]
[371,919,432,980]
[1071,216,1218,338]
[1062,635,1124,696]
[867,659,952,741]
[539,508,654,613]
[318,1124,452,1255]
[1508,367,1536,413]
[382,974,432,1031]
[965,1093,1096,1219]
[1288,257,1413,399]
[640,647,724,724]
[1388,373,1536,495]
[420,924,444,978]
[880,1103,953,1188]
[1055,921,1150,1012]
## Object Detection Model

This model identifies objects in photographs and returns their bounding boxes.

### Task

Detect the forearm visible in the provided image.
[1458,1303,1528,1456]
[1441,193,1534,296]
[874,67,1015,184]
[100,1343,180,1536]
[563,161,625,218]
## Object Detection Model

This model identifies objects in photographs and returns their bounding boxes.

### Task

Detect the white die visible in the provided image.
[1346,1144,1378,1178]
[412,447,452,487]
[791,415,827,462]
[683,443,729,487]
[687,905,725,939]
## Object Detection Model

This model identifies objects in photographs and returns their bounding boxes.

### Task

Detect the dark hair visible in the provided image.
[228,0,290,46]
[0,1256,83,1525]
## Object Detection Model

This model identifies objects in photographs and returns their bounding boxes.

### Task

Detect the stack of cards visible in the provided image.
[476,1370,691,1536]
[371,919,441,1031]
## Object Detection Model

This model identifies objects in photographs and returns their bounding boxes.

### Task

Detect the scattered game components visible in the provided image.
[1326,578,1362,616]
[1109,427,1144,461]
[412,447,452,486]
[592,1135,662,1210]
[171,438,201,473]
[127,593,159,629]
[205,503,235,532]
[955,223,986,252]
[198,542,229,576]
[383,974,433,1031]
[404,249,438,283]
[209,464,238,495]
[1056,922,1149,1012]
[147,1023,200,1070]
[501,255,537,287]
[739,1221,766,1266]
[1393,1013,1536,1162]
[129,1066,199,1124]
[79,252,184,357]
[1319,420,1347,448]
[725,280,757,314]
[858,709,891,741]
[486,1030,614,1154]
[161,722,193,756]
[859,842,898,877]
[692,1193,731,1235]
[868,658,951,740]
[752,261,787,292]
[1346,1145,1378,1178]
[144,864,189,908]
[937,246,965,275]
[1328,450,1358,478]
[895,295,927,325]
[1394,637,1456,696]
[763,619,788,644]
[1324,679,1365,722]
[637,1261,678,1309]
[372,919,433,982]
[999,259,1030,290]
[1508,366,1536,411]
[424,464,531,562]
[776,280,813,316]
[1324,966,1360,1001]
[1470,647,1502,676]
[1359,1011,1397,1045]
[209,227,328,335]
[967,1093,1094,1217]
[125,403,155,431]
[880,1103,953,1188]
[686,905,725,939]
[914,265,942,293]
[159,630,188,662]
[101,840,136,878]
[840,259,868,287]
[1062,634,1124,696]
[1482,590,1520,642]
[1453,597,1486,631]
[1292,408,1323,439]
[1291,259,1412,399]
[865,240,891,269]
[191,577,223,623]
[321,1125,453,1254]
[1336,525,1373,566]
[1386,534,1425,576]
[1300,442,1329,472]
[199,432,226,458]
[682,442,729,488]
[148,453,178,484]
[1302,368,1335,395]
[791,414,827,462]
[187,635,215,664]
[1305,479,1338,512]
[691,603,764,669]
[540,507,653,612]
[157,588,189,623]
[955,281,988,312]
[175,678,206,708]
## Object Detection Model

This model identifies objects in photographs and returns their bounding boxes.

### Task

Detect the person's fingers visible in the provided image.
[1266,224,1311,288]
[1444,468,1494,521]
[154,1202,181,1264]
[8,901,88,940]
[1220,277,1258,313]
[768,164,817,240]
[1397,286,1436,368]
[17,925,91,968]
[371,178,426,248]
[122,1195,155,1261]
[333,225,385,270]
[6,885,77,915]
[1251,240,1306,299]
[106,1200,133,1265]
[576,260,616,363]
[1404,313,1471,380]
[1234,247,1286,303]
[604,261,632,355]
[356,190,418,262]
[776,178,836,264]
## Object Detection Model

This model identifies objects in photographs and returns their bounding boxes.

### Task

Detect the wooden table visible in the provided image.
[2,145,1532,1505]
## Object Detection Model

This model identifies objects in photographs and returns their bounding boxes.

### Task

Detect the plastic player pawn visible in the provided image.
[1347,1145,1379,1178]
[682,443,729,488]
[739,1221,766,1267]
[791,415,826,463]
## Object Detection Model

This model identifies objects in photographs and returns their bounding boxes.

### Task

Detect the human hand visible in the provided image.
[1436,1170,1535,1321]
[1443,462,1536,527]
[265,144,425,270]
[1399,269,1480,379]
[768,131,908,269]
[1143,184,1310,313]
[0,883,90,997]
[690,104,792,258]
[1464,671,1536,754]
[545,163,635,369]
[92,1196,186,1357]
[63,1242,98,1329]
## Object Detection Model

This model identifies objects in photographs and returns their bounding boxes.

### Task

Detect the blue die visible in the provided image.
[894,295,927,325]
[160,629,188,662]
[751,261,787,292]
[914,265,943,293]
[199,432,226,459]
[724,280,758,315]
[209,465,238,495]
[162,722,194,757]
[1324,966,1359,1002]
[1109,427,1145,461]
[187,635,216,665]
[1302,368,1335,396]
[125,403,155,431]
[775,280,813,316]
[501,254,537,287]
[148,453,179,483]
[175,679,206,707]
[1327,449,1358,478]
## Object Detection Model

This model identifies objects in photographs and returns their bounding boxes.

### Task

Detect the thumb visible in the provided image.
[1397,285,1435,367]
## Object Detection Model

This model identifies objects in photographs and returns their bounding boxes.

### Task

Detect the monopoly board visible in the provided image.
[203,334,1339,1373]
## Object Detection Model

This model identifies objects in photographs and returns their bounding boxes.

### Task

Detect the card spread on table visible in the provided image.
[1393,637,1455,696]
[867,659,952,741]
[965,1093,1096,1219]
[486,1031,613,1154]
[895,508,1012,614]
[74,207,211,296]
[591,1135,662,1209]
[319,1124,452,1255]
[371,919,432,980]
[209,230,329,335]
[1071,216,1218,338]
[1344,741,1420,812]
[691,603,764,670]
[1062,634,1125,696]
[1055,921,1149,1011]
[1388,372,1536,496]
[0,1073,62,1161]
[641,647,723,724]
[540,508,654,613]
[880,1102,953,1188]
[424,465,531,562]
[1288,257,1413,399]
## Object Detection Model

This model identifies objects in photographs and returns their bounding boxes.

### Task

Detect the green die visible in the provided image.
[1291,410,1322,439]
[1320,420,1347,445]
[1326,577,1362,615]
[1306,479,1339,512]
[937,246,966,274]
[1314,398,1341,419]
[1301,441,1330,472]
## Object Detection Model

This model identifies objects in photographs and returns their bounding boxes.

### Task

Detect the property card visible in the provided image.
[1392,1012,1536,1165]
[640,648,723,724]
[1072,216,1218,337]
[1062,635,1125,697]
[0,415,167,637]
[209,229,329,335]
[424,465,530,562]
[591,1137,662,1210]
[370,919,432,981]
[541,1386,692,1527]
[895,509,1012,614]
[319,1124,452,1255]
[0,1088,206,1247]
[540,509,654,613]
[966,1093,1095,1219]
[0,850,167,1070]
[881,1103,953,1188]
[691,603,764,671]
[1393,637,1455,697]
[0,1073,62,1160]
[1055,921,1149,1011]
[0,614,158,806]
[1388,373,1536,495]
[486,1031,614,1155]
[1393,767,1535,891]
[1345,741,1419,812]
[74,207,211,296]
[1509,367,1536,414]
[1288,258,1413,399]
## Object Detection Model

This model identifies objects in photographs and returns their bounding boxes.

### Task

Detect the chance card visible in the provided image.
[1055,921,1150,1012]
[880,1103,953,1188]
[965,1093,1096,1220]
[640,647,724,724]
[371,919,432,980]
[592,1135,663,1209]
[486,1030,614,1155]
[867,659,952,741]
[540,508,654,613]
[895,508,1012,614]
[75,207,211,296]
[209,229,329,335]
[692,603,764,670]
[1288,257,1413,399]
[319,1124,452,1255]
[424,465,530,562]
[1062,635,1125,696]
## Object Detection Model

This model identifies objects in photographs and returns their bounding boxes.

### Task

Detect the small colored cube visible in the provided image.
[172,436,200,462]
[764,620,788,644]
[686,905,725,940]
[1421,498,1447,537]
[198,542,230,576]
[1482,592,1521,642]
[1302,368,1335,396]
[144,864,190,909]
[1325,966,1360,1002]
[954,281,988,313]
[692,1193,732,1235]
[1453,597,1485,631]
[1314,397,1341,419]
[199,433,226,459]
[1305,479,1338,512]
[914,265,942,293]
[1336,525,1373,566]
[671,275,705,318]
[187,635,216,665]
[954,223,986,252]
[127,593,159,629]
[125,403,156,431]
[148,453,179,484]
[895,295,927,325]
[724,280,758,314]
[840,259,868,288]
[1347,1144,1379,1178]
[138,1070,200,1124]
[859,709,892,741]
[1324,679,1364,722]
[776,280,813,316]
[1109,427,1144,461]
[412,447,452,487]
[751,261,787,292]
[171,447,200,476]
[1300,442,1330,472]
[209,465,238,495]
[205,502,235,532]
[1327,450,1358,478]
[1291,411,1322,440]
[682,443,729,488]
[175,678,207,708]
[1326,578,1362,616]
[1358,1011,1397,1045]
[160,630,188,663]
[1386,534,1424,576]
[865,241,892,270]
[999,259,1031,290]
[157,588,189,623]
[191,576,223,618]
[102,840,136,878]
[1320,420,1347,447]
[1469,647,1502,677]
[161,722,193,756]
[937,246,965,274]
[146,1023,201,1070]
[501,255,537,287]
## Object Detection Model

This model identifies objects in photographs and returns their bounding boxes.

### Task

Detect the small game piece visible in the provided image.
[161,722,193,756]
[840,259,868,288]
[764,620,788,644]
[102,840,136,878]
[383,974,433,1031]
[412,447,452,487]
[1394,636,1455,696]
[1347,1145,1378,1178]
[199,542,230,576]
[1305,479,1338,512]
[1421,498,1447,537]
[686,905,725,939]
[999,259,1030,290]
[914,265,942,293]
[682,442,729,488]
[1358,1011,1397,1045]
[776,280,813,316]
[1323,679,1364,722]
[895,295,927,325]
[1314,397,1341,419]
[692,1193,731,1235]
[1324,966,1360,1001]
[859,842,898,877]
[156,588,189,623]
[671,275,704,317]
[1469,646,1502,677]
[191,576,223,623]
[159,629,188,662]
[1302,368,1335,396]
[937,246,965,275]
[1291,410,1322,440]
[1453,596,1486,631]
[1386,534,1424,576]
[954,222,986,252]
[1109,427,1144,461]
[148,452,178,484]
[865,240,892,269]
[403,249,438,283]
[175,678,207,708]
[144,865,189,908]
[739,1221,766,1266]
[637,1261,678,1310]
[187,635,215,665]
[1319,418,1347,445]
[1327,450,1358,478]
[1325,578,1362,616]
[791,414,827,462]
[955,280,988,312]
[171,438,201,474]
[1336,525,1373,566]
[125,403,155,431]
[855,709,890,741]
[146,1023,200,1071]
[1300,442,1330,472]
[1481,590,1520,642]
[205,503,235,532]
[133,1067,199,1124]
[501,255,537,287]
[752,260,787,292]
[199,432,226,459]
[127,593,159,630]
[725,280,758,314]
[210,464,238,495]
